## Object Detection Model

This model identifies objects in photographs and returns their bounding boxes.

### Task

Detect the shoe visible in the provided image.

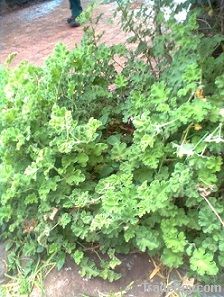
[67,16,73,24]
[67,17,80,27]
[69,18,80,28]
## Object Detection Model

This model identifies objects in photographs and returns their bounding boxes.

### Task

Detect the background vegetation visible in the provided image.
[0,0,224,294]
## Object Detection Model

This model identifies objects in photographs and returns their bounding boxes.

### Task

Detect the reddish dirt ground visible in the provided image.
[0,0,127,66]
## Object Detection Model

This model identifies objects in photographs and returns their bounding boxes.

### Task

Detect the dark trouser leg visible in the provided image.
[69,0,83,18]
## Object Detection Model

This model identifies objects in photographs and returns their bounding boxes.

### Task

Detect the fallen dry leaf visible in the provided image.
[182,275,195,287]
[49,207,59,221]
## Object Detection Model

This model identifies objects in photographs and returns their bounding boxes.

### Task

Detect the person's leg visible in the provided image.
[67,0,82,27]
[70,0,83,18]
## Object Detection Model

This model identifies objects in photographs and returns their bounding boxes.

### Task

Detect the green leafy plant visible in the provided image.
[0,0,224,286]
[0,256,55,297]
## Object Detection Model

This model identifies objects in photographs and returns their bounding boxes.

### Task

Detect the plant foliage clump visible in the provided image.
[0,0,224,283]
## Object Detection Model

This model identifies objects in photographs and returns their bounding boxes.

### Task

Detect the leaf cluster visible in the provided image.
[0,0,224,283]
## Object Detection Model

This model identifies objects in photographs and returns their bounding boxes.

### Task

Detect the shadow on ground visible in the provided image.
[31,253,163,297]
